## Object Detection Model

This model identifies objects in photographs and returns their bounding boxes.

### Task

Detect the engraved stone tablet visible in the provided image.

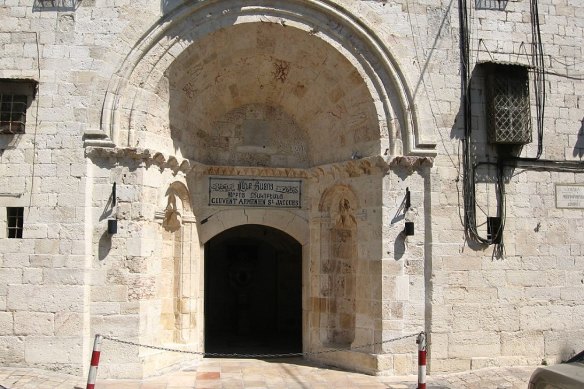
[556,184,584,209]
[209,177,302,208]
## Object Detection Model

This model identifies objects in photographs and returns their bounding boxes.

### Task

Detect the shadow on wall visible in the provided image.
[98,231,112,261]
[574,118,584,159]
[161,0,179,14]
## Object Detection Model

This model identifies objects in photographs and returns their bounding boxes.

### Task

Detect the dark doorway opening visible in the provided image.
[204,224,302,356]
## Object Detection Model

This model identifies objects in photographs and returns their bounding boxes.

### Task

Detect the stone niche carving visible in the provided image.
[160,182,195,344]
[319,185,358,346]
[163,191,182,232]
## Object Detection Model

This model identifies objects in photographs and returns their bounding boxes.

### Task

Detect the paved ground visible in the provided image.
[0,359,535,389]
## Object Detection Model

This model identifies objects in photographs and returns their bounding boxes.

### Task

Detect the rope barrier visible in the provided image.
[100,331,422,359]
[86,331,426,386]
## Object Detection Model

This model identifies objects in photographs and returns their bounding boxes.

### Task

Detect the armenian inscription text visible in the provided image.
[209,177,302,208]
[556,184,584,209]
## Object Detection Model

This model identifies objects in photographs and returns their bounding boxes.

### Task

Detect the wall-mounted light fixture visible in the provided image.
[403,187,414,236]
[108,182,118,235]
[487,216,502,244]
[108,219,118,234]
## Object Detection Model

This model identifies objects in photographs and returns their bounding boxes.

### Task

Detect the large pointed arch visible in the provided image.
[97,0,436,157]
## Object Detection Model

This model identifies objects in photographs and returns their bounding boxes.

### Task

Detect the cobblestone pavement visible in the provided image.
[0,360,535,389]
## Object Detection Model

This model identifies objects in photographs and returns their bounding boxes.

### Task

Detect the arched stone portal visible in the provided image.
[86,0,433,378]
[204,225,302,355]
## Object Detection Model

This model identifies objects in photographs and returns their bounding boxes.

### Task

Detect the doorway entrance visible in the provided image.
[204,224,302,356]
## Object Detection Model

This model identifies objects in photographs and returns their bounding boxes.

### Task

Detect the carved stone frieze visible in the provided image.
[86,146,434,178]
[389,156,434,171]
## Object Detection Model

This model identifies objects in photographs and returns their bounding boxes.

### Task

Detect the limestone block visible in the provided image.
[0,268,23,295]
[23,224,49,239]
[1,253,30,268]
[14,312,54,336]
[91,315,140,338]
[2,239,35,255]
[54,312,84,336]
[0,312,13,335]
[91,302,121,315]
[104,362,144,379]
[394,275,410,301]
[429,358,470,374]
[543,329,584,359]
[34,240,61,255]
[448,332,501,358]
[480,304,520,332]
[6,285,84,312]
[501,331,544,356]
[526,286,561,301]
[519,305,573,331]
[451,304,481,331]
[469,357,499,370]
[24,336,82,364]
[429,333,448,359]
[43,268,85,285]
[506,270,566,287]
[0,336,25,364]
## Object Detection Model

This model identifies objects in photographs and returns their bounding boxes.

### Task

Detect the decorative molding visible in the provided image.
[86,146,434,178]
[389,156,434,171]
[83,130,115,148]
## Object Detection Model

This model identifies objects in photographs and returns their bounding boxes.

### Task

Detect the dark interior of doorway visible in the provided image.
[205,224,302,357]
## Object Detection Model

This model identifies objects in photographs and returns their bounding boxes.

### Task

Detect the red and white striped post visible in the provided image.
[417,332,427,389]
[86,334,103,389]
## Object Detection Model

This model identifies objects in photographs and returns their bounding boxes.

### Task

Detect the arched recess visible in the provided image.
[98,0,436,158]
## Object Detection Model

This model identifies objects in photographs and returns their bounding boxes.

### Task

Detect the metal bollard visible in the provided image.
[86,334,103,389]
[417,332,427,389]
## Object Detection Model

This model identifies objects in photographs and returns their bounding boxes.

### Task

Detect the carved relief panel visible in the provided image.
[319,185,359,346]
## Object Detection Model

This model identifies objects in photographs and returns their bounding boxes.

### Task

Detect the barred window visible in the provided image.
[485,63,531,145]
[0,80,36,135]
[475,0,508,11]
[7,207,24,239]
[0,94,28,134]
[33,0,79,11]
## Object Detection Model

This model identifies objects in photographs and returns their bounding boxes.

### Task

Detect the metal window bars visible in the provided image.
[0,94,27,134]
[486,64,532,145]
[33,0,79,11]
[475,0,509,11]
[7,207,24,239]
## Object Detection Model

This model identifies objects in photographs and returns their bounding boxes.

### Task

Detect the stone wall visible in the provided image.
[0,0,582,379]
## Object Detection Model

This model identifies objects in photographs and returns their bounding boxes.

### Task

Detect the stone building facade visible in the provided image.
[0,0,583,380]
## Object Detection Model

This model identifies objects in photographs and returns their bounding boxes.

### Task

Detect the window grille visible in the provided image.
[0,94,27,134]
[7,207,24,239]
[33,0,79,11]
[485,64,532,145]
[475,0,508,11]
[0,80,36,134]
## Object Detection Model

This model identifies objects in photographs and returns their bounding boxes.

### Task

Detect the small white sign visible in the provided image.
[209,177,302,208]
[556,184,584,209]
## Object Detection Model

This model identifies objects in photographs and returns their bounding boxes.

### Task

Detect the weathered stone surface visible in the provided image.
[0,0,582,380]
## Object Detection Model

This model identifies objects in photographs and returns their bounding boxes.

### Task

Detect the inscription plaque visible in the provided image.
[556,184,584,209]
[209,177,302,208]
